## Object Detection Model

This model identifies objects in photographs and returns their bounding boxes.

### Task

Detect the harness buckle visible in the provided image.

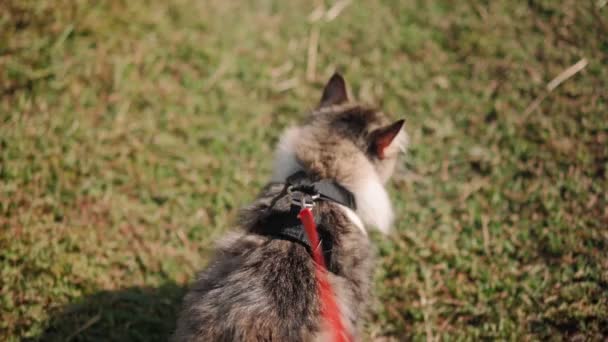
[287,185,319,209]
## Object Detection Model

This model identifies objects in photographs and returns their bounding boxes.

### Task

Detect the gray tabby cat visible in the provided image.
[174,73,408,341]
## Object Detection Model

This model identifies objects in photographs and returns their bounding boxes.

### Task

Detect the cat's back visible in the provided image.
[174,182,372,341]
[173,231,321,342]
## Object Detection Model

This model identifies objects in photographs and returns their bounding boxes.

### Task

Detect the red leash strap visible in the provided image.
[298,207,350,342]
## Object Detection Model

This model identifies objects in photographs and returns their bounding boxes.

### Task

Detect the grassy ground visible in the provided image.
[1,0,607,340]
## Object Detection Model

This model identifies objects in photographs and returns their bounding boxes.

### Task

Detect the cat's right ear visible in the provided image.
[369,119,406,159]
[319,73,348,107]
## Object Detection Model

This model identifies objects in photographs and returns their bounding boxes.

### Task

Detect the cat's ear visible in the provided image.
[319,73,348,107]
[369,119,405,159]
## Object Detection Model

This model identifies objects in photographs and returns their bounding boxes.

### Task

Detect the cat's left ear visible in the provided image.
[369,119,405,159]
[319,73,348,107]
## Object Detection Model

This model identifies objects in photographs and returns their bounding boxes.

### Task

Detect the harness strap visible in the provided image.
[286,171,356,210]
[261,204,334,267]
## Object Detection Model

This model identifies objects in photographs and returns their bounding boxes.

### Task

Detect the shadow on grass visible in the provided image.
[30,282,186,342]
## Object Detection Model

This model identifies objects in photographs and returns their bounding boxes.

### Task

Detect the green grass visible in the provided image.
[1,0,607,340]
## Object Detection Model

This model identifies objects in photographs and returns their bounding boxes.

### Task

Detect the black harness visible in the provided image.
[258,171,357,269]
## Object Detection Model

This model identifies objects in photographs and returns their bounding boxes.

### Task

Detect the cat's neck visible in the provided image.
[271,128,394,234]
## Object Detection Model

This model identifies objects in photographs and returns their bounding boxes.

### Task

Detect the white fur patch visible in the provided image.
[338,205,367,236]
[348,171,394,234]
[271,127,303,182]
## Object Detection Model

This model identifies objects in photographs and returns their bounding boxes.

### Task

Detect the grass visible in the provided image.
[1,0,607,340]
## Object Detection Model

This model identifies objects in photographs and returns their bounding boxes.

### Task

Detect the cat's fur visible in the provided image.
[174,74,407,341]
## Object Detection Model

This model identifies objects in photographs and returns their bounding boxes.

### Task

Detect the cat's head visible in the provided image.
[272,73,408,233]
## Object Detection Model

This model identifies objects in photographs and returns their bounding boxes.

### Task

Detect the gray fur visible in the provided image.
[174,74,406,341]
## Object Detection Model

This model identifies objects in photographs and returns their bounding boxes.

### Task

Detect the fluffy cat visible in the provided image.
[174,73,407,341]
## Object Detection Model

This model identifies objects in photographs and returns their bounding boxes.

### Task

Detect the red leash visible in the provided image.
[298,207,350,342]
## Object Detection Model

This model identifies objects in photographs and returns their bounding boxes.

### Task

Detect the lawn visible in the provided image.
[1,0,607,340]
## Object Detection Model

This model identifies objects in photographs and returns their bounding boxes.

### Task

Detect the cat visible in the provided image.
[173,73,408,341]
